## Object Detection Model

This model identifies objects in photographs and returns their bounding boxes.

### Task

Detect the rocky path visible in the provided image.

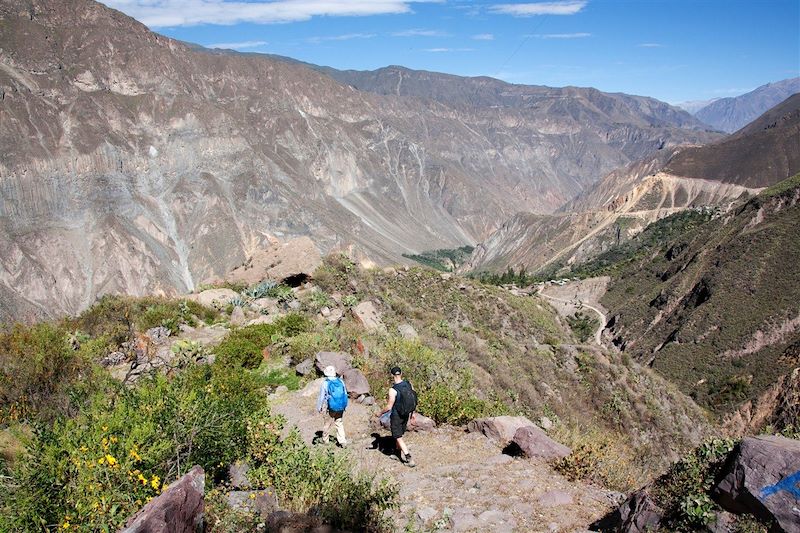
[272,381,616,532]
[539,278,610,346]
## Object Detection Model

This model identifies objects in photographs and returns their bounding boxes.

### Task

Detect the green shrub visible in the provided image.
[368,338,504,425]
[245,408,396,531]
[214,314,312,369]
[0,323,99,424]
[0,362,266,532]
[566,311,600,343]
[650,437,737,529]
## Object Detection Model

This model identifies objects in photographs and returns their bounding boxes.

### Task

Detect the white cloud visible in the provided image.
[392,29,451,37]
[638,43,663,48]
[472,33,495,40]
[490,1,587,16]
[422,47,474,52]
[307,33,376,43]
[533,32,591,39]
[206,40,268,49]
[104,0,440,28]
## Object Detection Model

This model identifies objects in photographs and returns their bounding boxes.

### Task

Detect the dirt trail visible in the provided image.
[272,381,616,532]
[539,278,610,346]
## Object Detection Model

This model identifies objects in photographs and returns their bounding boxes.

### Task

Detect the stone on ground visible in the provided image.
[342,367,370,397]
[510,425,571,459]
[120,466,205,533]
[714,434,800,532]
[314,351,353,375]
[466,415,538,446]
[187,288,239,310]
[352,301,386,332]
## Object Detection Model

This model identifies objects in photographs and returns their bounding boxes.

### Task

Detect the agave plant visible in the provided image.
[243,280,278,299]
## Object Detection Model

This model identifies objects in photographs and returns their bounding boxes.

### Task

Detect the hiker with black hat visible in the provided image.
[377,366,418,467]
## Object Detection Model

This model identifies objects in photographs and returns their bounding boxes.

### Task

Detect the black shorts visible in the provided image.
[390,412,410,438]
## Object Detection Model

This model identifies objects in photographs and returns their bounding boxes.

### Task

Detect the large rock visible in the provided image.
[510,425,572,460]
[314,351,353,375]
[342,367,370,397]
[466,416,538,446]
[187,289,239,310]
[120,465,205,533]
[714,435,800,532]
[591,489,663,533]
[225,237,322,286]
[397,323,419,340]
[295,358,314,376]
[352,301,386,332]
[408,413,436,432]
[230,306,246,326]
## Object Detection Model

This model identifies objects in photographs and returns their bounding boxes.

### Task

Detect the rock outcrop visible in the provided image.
[466,416,538,446]
[509,426,571,460]
[714,435,800,532]
[120,466,205,533]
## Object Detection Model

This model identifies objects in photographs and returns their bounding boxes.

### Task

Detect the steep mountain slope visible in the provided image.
[665,93,800,187]
[601,175,800,414]
[466,95,800,274]
[694,77,800,133]
[0,0,720,323]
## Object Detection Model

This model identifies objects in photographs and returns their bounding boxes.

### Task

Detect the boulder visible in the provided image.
[352,301,386,332]
[120,465,205,533]
[100,351,127,367]
[188,288,239,310]
[466,416,538,446]
[714,435,800,532]
[225,236,322,286]
[342,367,370,397]
[230,306,246,326]
[295,358,314,376]
[591,489,663,533]
[397,323,419,340]
[539,416,554,431]
[409,413,436,432]
[301,378,325,398]
[225,489,278,517]
[509,426,571,460]
[314,351,353,375]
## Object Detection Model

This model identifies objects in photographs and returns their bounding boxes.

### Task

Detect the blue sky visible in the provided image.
[104,0,799,104]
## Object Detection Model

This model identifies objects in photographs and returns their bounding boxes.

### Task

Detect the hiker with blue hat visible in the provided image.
[316,365,348,447]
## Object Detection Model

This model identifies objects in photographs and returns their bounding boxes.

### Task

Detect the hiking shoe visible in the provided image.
[403,453,416,468]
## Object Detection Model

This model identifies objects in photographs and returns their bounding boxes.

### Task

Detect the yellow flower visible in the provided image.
[129,449,142,462]
[97,457,105,465]
[137,473,148,485]
[79,446,88,453]
[110,436,118,444]
[150,476,160,490]
[105,454,117,466]
[62,522,70,530]
[101,425,108,432]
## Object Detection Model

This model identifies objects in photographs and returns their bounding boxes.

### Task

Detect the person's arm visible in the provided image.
[377,388,397,416]
[316,381,327,412]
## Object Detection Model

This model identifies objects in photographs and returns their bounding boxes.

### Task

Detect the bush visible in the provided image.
[650,437,737,529]
[566,311,600,343]
[214,314,312,369]
[0,323,101,424]
[245,408,396,531]
[0,363,266,532]
[368,338,504,425]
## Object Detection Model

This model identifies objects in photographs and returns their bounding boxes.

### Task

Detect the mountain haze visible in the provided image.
[694,77,800,133]
[0,0,719,322]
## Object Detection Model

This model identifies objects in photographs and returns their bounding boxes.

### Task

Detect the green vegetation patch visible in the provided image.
[402,245,474,272]
[214,314,312,369]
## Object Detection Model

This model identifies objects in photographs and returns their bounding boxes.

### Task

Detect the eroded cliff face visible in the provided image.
[0,0,720,321]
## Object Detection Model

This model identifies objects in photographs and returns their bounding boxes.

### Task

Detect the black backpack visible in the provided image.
[392,380,418,418]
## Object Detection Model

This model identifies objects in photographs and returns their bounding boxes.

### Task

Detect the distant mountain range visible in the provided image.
[465,93,800,273]
[692,78,800,133]
[0,0,719,322]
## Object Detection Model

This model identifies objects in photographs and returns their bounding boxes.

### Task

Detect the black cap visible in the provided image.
[390,366,402,376]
